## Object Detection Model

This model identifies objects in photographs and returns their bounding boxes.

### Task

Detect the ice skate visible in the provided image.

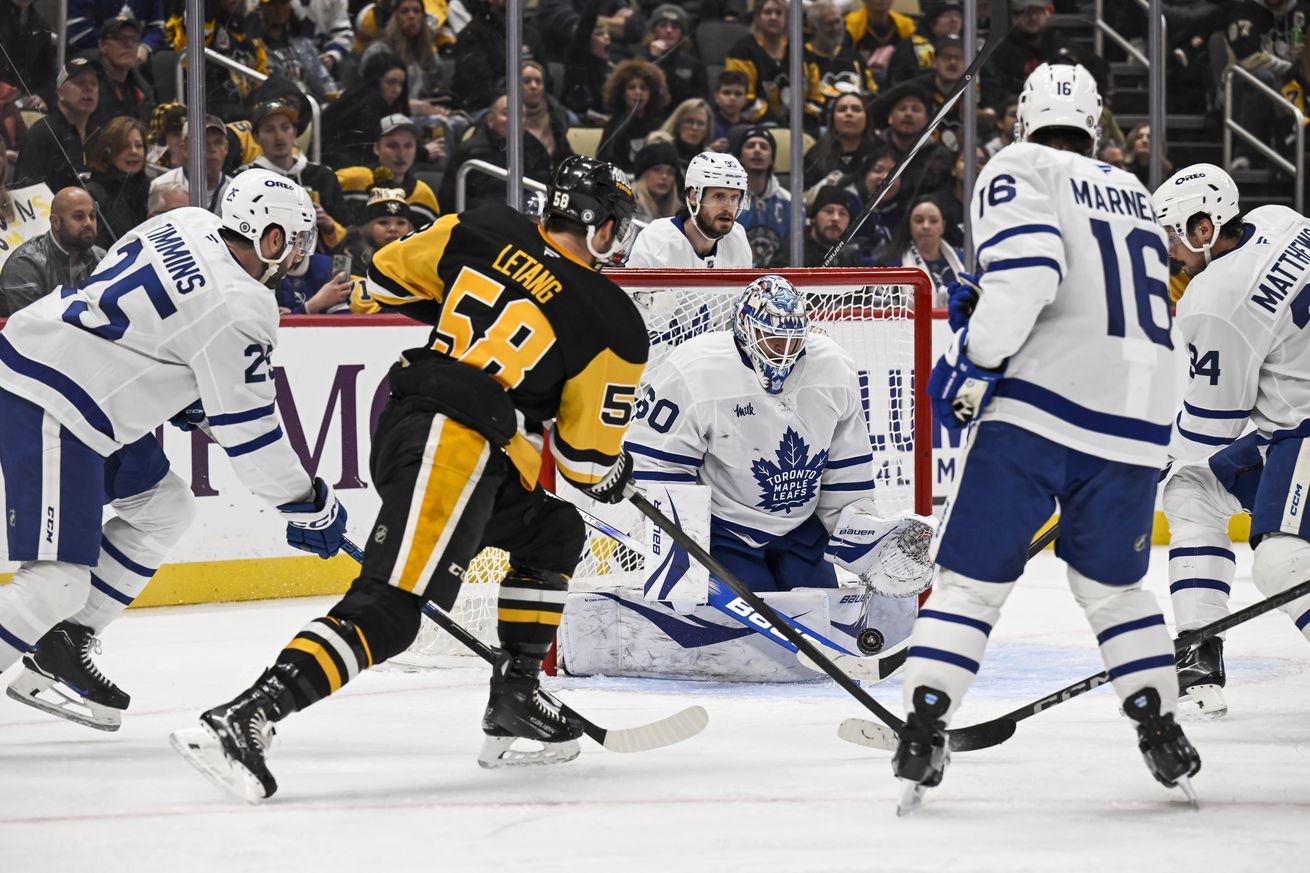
[892,686,951,816]
[171,668,294,803]
[6,622,129,731]
[1176,638,1227,720]
[479,651,582,769]
[1123,686,1202,807]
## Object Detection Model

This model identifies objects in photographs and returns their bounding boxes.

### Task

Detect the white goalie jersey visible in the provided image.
[967,143,1178,467]
[1171,205,1310,462]
[0,207,313,506]
[625,330,878,545]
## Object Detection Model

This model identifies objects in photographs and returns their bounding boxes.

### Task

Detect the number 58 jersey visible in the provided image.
[966,143,1179,467]
[0,207,314,506]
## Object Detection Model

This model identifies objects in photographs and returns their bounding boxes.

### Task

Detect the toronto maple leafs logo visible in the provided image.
[751,428,828,513]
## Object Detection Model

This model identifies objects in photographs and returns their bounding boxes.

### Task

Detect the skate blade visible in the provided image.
[477,735,581,769]
[1174,774,1201,809]
[6,671,122,732]
[169,725,270,804]
[896,779,928,816]
[1178,685,1227,720]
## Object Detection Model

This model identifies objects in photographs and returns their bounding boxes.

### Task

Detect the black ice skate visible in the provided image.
[170,667,295,803]
[479,650,582,769]
[6,622,130,731]
[1123,686,1202,807]
[892,686,952,816]
[1176,638,1226,720]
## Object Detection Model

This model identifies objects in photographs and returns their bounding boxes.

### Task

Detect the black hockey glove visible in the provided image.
[581,450,633,504]
[169,400,206,432]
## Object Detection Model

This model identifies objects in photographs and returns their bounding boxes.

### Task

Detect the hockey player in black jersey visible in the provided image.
[171,156,649,803]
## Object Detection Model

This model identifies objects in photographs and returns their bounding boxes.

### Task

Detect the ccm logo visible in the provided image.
[45,506,55,543]
[1174,173,1205,184]
[1291,484,1303,518]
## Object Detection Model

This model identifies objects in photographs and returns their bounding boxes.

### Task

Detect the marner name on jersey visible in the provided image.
[1070,178,1154,221]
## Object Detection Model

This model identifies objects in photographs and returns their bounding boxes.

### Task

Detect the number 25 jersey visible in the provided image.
[965,143,1179,468]
[367,205,650,489]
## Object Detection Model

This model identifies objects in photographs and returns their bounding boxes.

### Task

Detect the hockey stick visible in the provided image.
[821,19,1016,266]
[626,485,1015,750]
[842,576,1310,754]
[572,501,904,678]
[337,538,709,753]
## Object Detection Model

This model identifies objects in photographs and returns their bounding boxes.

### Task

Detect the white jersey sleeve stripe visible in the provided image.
[975,224,1062,261]
[627,442,704,468]
[826,453,873,470]
[207,403,277,427]
[632,470,699,483]
[985,256,1065,282]
[1181,401,1251,420]
[222,426,286,457]
[1174,413,1238,448]
[825,478,878,492]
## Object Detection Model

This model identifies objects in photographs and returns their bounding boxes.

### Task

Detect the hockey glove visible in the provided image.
[169,400,207,432]
[946,273,982,332]
[927,328,1004,432]
[824,499,937,598]
[580,450,633,505]
[279,477,348,559]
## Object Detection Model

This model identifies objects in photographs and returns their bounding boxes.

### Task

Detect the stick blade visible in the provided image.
[946,717,1017,751]
[599,705,709,753]
[837,717,899,751]
[798,641,907,683]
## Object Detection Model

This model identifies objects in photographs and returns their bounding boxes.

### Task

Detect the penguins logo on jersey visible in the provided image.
[750,428,828,513]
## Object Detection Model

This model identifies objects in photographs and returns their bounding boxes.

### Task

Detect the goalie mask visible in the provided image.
[1152,163,1241,267]
[546,155,637,262]
[733,275,809,395]
[220,168,317,286]
[1016,62,1102,155]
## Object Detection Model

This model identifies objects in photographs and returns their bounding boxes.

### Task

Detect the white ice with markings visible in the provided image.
[2,547,1307,872]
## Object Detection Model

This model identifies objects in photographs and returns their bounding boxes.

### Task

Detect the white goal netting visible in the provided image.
[390,268,932,668]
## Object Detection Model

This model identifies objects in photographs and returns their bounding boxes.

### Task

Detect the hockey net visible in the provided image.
[390,268,933,668]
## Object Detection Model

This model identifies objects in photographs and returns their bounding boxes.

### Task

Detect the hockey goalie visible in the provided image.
[557,275,935,682]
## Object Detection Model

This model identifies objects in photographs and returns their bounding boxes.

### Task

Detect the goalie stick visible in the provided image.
[572,502,907,681]
[822,18,1015,266]
[626,486,1016,750]
[337,538,709,754]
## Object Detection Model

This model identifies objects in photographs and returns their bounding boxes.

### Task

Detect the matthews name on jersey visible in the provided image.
[0,207,313,505]
[1172,204,1310,461]
[367,204,649,489]
[967,142,1177,467]
[625,330,877,546]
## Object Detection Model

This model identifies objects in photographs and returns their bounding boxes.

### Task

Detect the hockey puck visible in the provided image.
[857,628,885,655]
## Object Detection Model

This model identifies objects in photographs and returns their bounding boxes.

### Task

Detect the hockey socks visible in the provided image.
[496,568,569,661]
[275,617,375,710]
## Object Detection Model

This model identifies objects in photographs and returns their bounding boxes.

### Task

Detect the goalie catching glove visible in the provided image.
[824,498,937,597]
[279,477,348,559]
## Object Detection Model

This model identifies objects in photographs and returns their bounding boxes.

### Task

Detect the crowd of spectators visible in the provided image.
[0,0,1302,314]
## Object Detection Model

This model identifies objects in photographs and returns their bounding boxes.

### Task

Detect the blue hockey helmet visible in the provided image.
[733,275,809,395]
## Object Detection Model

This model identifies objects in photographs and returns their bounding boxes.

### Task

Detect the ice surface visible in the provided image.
[2,548,1307,872]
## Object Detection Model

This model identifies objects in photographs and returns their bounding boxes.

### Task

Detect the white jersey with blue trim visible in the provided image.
[1171,205,1310,462]
[624,330,877,546]
[0,207,313,507]
[966,142,1178,467]
[624,216,754,269]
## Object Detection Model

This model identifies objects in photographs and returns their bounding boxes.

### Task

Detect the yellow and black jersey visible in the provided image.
[725,34,792,124]
[336,165,441,228]
[368,205,649,489]
[804,42,877,121]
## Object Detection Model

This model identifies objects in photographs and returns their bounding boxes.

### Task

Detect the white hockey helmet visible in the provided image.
[1016,62,1102,154]
[1152,163,1241,264]
[733,274,809,395]
[220,168,317,285]
[685,151,750,220]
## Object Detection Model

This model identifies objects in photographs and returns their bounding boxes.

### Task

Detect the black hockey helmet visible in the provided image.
[546,156,637,260]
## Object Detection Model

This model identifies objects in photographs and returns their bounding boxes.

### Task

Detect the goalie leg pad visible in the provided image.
[1069,568,1178,714]
[901,569,1011,721]
[1162,464,1241,633]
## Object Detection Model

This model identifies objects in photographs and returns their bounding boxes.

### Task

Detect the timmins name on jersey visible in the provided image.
[366,204,650,488]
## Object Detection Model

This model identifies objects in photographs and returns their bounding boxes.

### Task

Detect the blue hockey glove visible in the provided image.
[279,477,348,559]
[946,273,981,332]
[927,328,1004,432]
[169,400,207,432]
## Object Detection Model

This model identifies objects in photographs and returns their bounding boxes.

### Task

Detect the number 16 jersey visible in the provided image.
[965,142,1179,468]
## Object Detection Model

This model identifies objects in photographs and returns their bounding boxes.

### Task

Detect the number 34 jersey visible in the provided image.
[0,207,314,506]
[367,205,650,489]
[966,143,1178,468]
